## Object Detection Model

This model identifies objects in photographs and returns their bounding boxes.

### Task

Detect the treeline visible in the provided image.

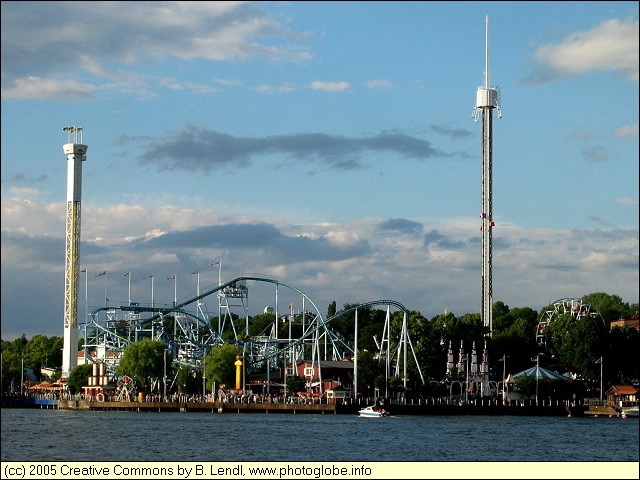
[1,292,637,394]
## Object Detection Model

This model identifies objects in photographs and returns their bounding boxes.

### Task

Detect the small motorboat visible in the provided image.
[358,405,389,418]
[621,405,639,418]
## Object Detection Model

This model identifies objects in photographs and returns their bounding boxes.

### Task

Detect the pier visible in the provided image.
[56,399,337,414]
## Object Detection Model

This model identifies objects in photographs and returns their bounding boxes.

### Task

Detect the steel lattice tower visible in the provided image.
[473,16,501,336]
[62,126,87,377]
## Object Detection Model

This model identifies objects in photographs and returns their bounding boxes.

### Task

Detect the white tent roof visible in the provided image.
[511,366,569,381]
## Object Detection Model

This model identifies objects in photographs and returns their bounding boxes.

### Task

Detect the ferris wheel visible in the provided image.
[535,297,604,346]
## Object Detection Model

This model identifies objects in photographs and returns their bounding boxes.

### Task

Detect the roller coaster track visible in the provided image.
[81,275,423,388]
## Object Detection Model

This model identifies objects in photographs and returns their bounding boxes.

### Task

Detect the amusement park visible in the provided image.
[2,17,638,417]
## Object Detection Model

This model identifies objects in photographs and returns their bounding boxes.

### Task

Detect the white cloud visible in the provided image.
[1,76,99,100]
[310,81,351,92]
[616,197,638,206]
[532,19,639,83]
[364,79,393,89]
[614,124,639,141]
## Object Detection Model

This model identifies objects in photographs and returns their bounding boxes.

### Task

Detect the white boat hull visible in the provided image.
[358,406,389,417]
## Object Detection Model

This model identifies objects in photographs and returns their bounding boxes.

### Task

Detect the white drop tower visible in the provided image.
[62,126,87,378]
[473,15,501,337]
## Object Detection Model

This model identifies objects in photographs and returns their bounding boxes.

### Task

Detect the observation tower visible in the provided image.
[473,15,501,336]
[61,126,87,377]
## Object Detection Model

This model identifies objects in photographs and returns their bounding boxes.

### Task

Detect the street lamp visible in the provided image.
[163,349,167,402]
[123,272,131,305]
[534,353,544,406]
[210,260,222,287]
[202,351,206,399]
[147,275,154,308]
[95,270,108,308]
[167,275,177,306]
[191,270,200,319]
[191,270,200,297]
[498,354,509,405]
[210,260,222,332]
[596,356,603,401]
[462,354,469,404]
[80,268,88,323]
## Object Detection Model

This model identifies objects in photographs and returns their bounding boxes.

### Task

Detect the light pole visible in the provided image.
[123,272,131,305]
[535,354,542,406]
[191,270,200,297]
[211,260,222,287]
[498,354,509,405]
[596,356,603,401]
[167,275,177,306]
[148,275,154,308]
[210,260,222,332]
[464,354,469,404]
[191,270,200,319]
[20,357,24,396]
[80,268,88,323]
[202,351,206,399]
[95,270,108,313]
[163,349,167,402]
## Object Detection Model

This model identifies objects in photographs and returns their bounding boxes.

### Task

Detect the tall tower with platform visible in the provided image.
[473,15,501,337]
[62,126,87,378]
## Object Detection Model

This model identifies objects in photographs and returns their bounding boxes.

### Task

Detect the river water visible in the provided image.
[2,409,638,480]
[2,408,637,464]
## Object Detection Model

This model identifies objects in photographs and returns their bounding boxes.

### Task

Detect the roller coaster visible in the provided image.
[80,275,423,392]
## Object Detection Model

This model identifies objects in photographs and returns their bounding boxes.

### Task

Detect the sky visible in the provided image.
[1,1,638,341]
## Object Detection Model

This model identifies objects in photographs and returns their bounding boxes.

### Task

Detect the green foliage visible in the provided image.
[24,335,63,374]
[248,313,275,337]
[286,375,306,394]
[327,301,337,319]
[1,290,636,398]
[514,375,536,399]
[1,335,64,392]
[581,292,632,323]
[546,313,608,377]
[607,325,639,384]
[406,312,446,382]
[204,343,242,390]
[176,365,201,394]
[66,364,93,394]
[355,350,383,396]
[115,338,166,391]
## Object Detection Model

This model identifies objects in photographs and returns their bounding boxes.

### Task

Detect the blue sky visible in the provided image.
[1,1,638,340]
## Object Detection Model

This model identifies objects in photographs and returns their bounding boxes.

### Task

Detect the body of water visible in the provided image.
[1,409,638,463]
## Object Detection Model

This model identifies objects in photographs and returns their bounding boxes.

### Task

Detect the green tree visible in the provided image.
[248,313,276,337]
[492,301,513,333]
[66,364,93,394]
[327,301,337,319]
[582,292,630,323]
[608,325,640,384]
[546,313,608,378]
[355,350,382,397]
[286,375,306,395]
[176,365,201,394]
[205,344,242,391]
[115,338,166,392]
[514,375,536,400]
[24,335,63,375]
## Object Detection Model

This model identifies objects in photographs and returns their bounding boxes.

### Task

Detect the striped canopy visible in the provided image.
[511,366,568,381]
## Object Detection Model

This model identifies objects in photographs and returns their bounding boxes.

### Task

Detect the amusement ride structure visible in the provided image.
[535,297,606,346]
[79,274,423,394]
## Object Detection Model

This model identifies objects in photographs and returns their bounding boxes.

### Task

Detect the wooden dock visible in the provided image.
[57,399,338,414]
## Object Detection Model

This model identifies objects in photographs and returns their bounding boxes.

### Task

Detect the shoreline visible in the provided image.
[2,396,614,417]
